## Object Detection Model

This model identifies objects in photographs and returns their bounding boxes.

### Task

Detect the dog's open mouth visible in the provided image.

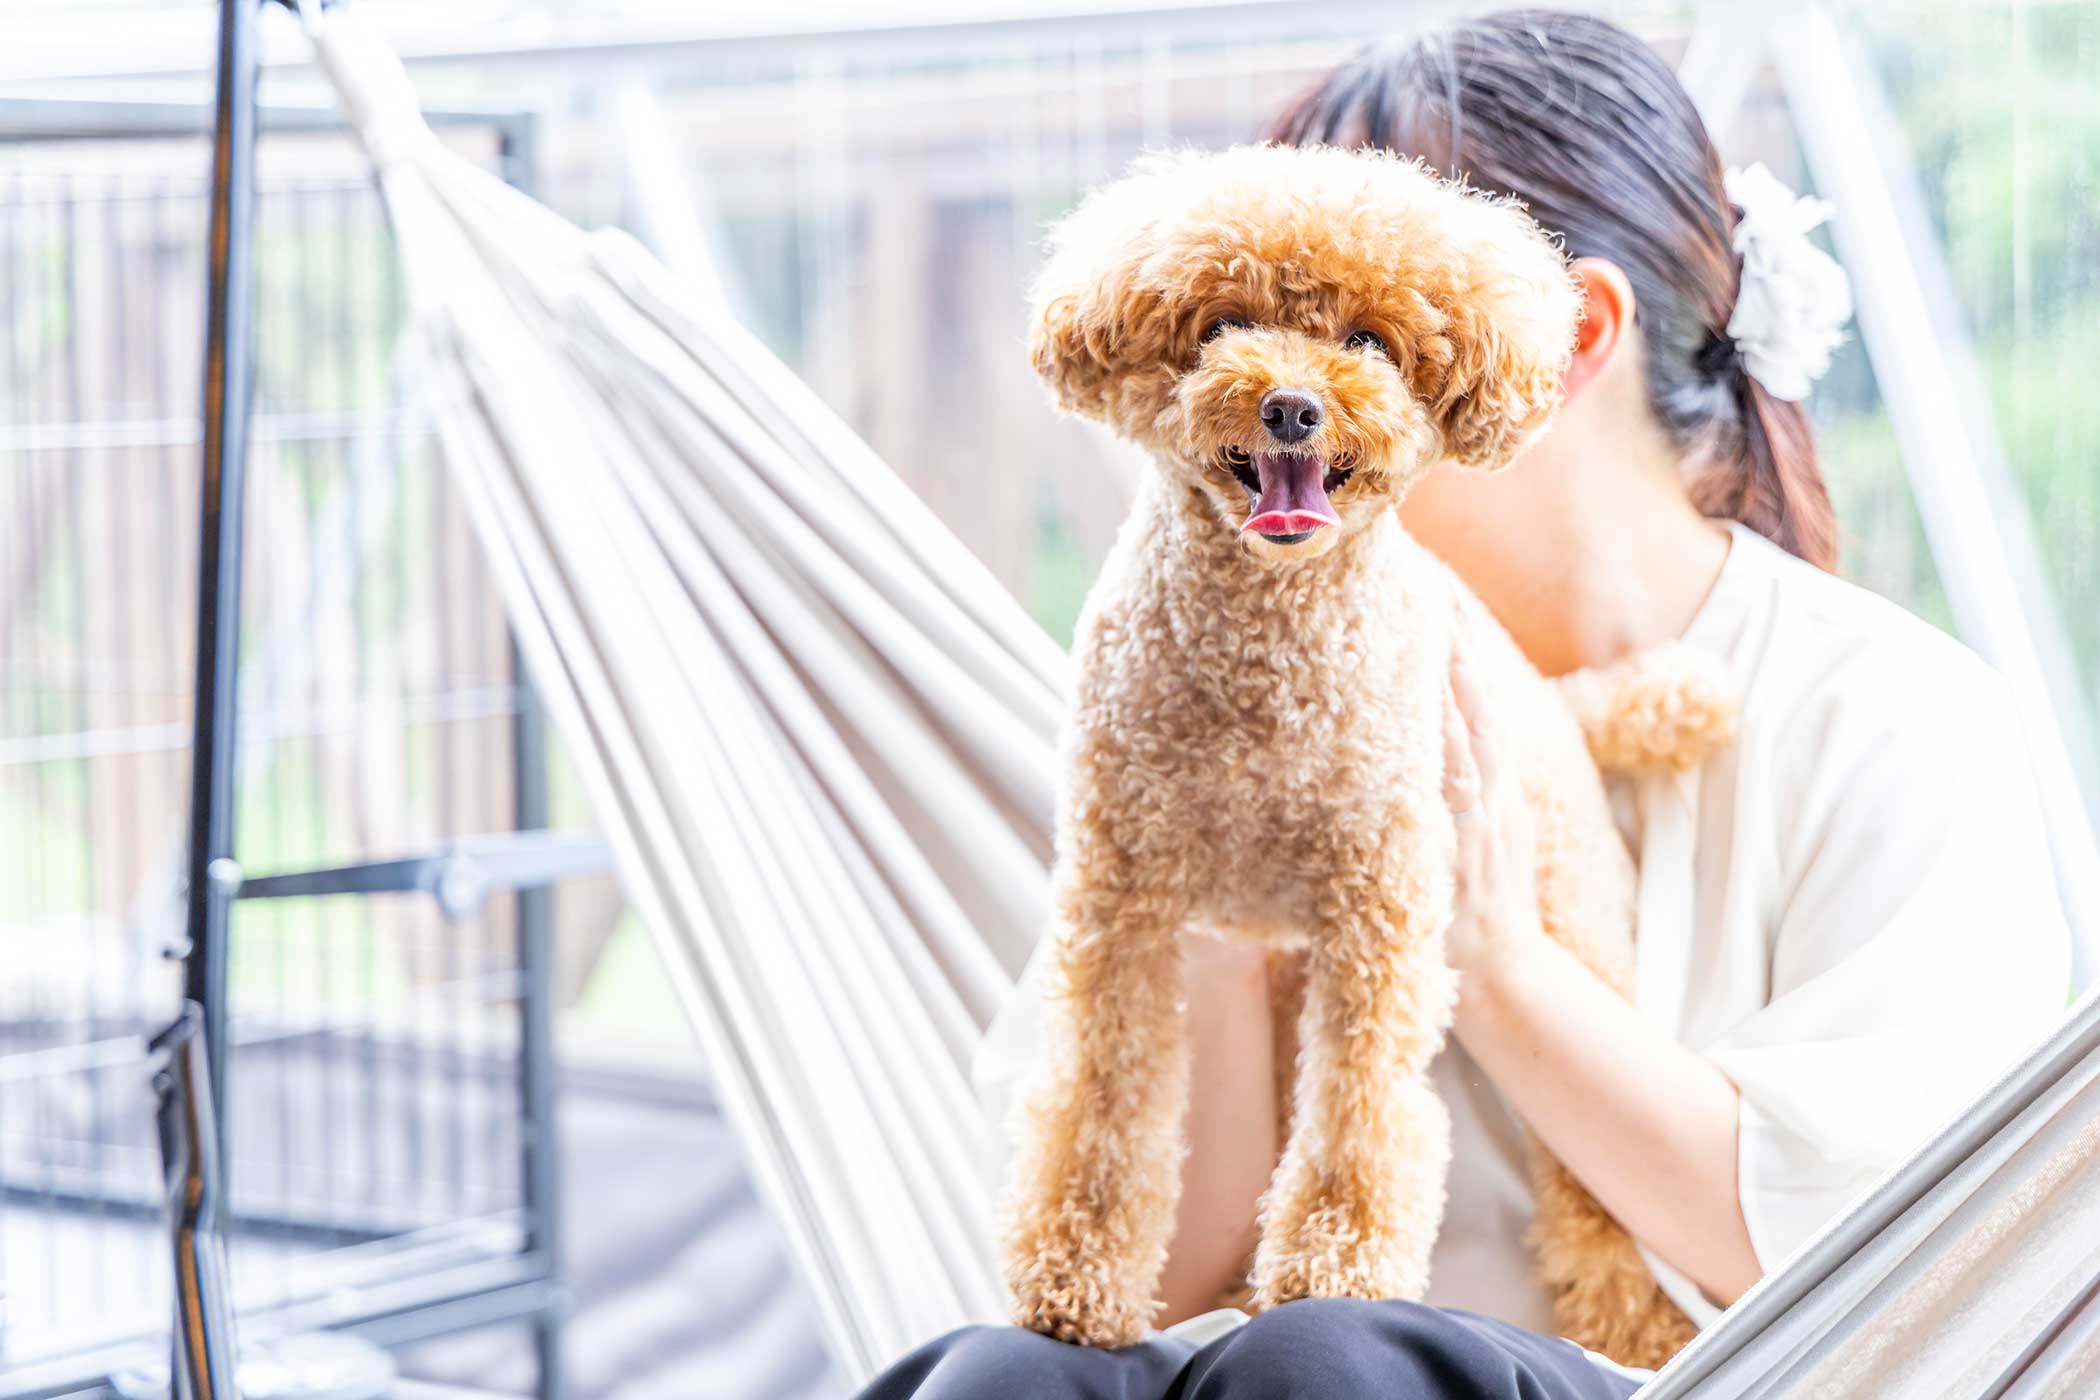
[1222,446,1355,540]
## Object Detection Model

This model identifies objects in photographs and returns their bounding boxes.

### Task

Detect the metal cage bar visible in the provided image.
[497,106,569,1400]
[177,4,571,1387]
[180,0,264,1172]
[0,54,570,1400]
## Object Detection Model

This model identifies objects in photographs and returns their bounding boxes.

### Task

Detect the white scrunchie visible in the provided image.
[1723,164,1854,402]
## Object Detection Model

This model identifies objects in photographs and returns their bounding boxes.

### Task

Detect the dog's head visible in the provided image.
[1030,144,1579,563]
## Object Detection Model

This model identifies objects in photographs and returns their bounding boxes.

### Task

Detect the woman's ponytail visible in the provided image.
[1689,375,1837,572]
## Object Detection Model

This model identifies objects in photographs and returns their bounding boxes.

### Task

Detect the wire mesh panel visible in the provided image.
[0,119,554,1396]
[2,150,209,1384]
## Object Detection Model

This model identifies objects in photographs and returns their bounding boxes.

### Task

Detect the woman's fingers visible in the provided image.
[1444,676,1482,817]
[1449,638,1502,794]
[1442,636,1544,981]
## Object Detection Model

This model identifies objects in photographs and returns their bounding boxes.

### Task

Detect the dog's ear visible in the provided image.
[1403,183,1583,472]
[1027,157,1190,423]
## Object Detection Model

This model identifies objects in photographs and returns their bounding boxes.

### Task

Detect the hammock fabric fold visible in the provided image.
[311,14,1046,1379]
[304,10,2100,1394]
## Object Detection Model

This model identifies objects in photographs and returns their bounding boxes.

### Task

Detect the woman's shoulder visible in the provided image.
[1699,524,2035,885]
[1707,523,2010,738]
[1700,528,2067,992]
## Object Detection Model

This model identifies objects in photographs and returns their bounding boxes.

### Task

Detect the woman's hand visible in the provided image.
[1441,640,1547,985]
[1437,636,1763,1306]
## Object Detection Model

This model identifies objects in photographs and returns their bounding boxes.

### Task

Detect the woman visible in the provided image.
[863,10,2070,1398]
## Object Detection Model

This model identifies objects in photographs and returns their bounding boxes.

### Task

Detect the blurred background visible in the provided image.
[0,1,2095,1397]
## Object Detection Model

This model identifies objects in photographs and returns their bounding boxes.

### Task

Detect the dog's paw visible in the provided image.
[1007,1267,1152,1349]
[1249,1200,1428,1310]
[1250,1245,1415,1311]
[1003,1217,1159,1343]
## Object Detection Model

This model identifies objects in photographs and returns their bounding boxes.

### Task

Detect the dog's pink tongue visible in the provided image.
[1243,452,1338,536]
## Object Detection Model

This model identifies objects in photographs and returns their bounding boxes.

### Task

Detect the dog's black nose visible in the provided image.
[1260,387,1324,445]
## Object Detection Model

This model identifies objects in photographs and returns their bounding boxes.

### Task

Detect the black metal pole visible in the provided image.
[151,1004,243,1400]
[513,646,567,1400]
[182,0,262,1166]
[501,111,567,1400]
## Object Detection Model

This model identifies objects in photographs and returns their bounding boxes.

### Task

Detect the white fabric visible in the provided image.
[981,521,2072,1335]
[304,10,1050,1380]
[1629,523,2071,1321]
[301,12,2097,1393]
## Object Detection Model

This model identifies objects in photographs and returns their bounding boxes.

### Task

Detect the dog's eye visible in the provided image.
[1203,317,1249,343]
[1345,328,1389,357]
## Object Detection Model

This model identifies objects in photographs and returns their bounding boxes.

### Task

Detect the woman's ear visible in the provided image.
[1564,257,1635,403]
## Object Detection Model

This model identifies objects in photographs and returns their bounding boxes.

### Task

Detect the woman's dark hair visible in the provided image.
[1268,9,1837,569]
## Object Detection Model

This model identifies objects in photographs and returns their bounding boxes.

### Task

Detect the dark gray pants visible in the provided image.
[856,1300,1646,1400]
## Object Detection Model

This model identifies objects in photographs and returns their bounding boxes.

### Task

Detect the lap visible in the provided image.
[856,1302,1646,1400]
[855,1320,1196,1400]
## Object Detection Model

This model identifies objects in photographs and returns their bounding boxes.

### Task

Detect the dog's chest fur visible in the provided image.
[1064,480,1449,939]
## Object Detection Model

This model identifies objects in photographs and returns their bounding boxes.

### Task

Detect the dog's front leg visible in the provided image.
[999,860,1188,1347]
[1252,860,1458,1308]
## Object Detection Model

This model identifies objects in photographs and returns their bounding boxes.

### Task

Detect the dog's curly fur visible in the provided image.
[999,144,1719,1368]
[1558,642,1739,776]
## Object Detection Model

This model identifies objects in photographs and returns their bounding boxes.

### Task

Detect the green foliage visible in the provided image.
[1866,2,2100,337]
[1820,395,1957,634]
[0,765,94,920]
[1981,305,2100,680]
[1030,509,1095,648]
[1849,1,2100,702]
[572,912,693,1048]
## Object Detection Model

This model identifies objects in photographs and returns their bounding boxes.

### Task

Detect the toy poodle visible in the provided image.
[998,144,1728,1368]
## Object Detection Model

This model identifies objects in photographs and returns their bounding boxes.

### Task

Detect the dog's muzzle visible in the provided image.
[1242,452,1341,539]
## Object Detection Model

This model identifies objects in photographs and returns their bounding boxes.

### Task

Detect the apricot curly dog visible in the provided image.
[998,144,1727,1369]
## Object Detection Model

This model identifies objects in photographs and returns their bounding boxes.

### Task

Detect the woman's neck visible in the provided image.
[1408,453,1731,679]
[1508,503,1726,678]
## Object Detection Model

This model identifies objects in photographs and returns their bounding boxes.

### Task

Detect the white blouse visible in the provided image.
[977,520,2072,1338]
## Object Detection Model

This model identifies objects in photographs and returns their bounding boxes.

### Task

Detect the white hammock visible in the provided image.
[311,14,1045,1379]
[303,11,2100,1396]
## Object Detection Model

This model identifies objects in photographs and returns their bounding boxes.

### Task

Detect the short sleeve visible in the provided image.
[1704,658,2071,1277]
